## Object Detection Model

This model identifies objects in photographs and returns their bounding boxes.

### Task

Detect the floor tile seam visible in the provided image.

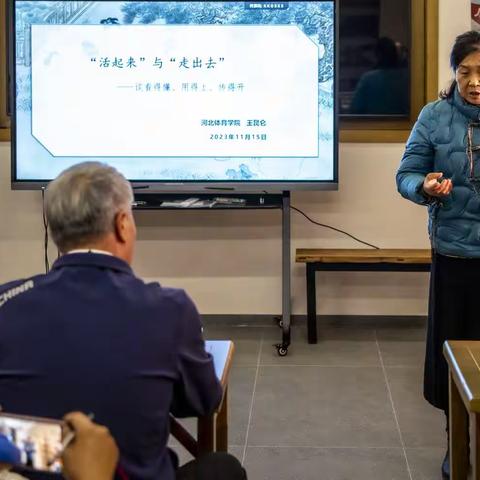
[375,329,414,480]
[171,441,445,449]
[207,325,277,327]
[383,365,424,369]
[241,445,411,449]
[172,443,444,449]
[232,363,265,368]
[241,330,264,466]
[257,364,383,368]
[403,446,446,450]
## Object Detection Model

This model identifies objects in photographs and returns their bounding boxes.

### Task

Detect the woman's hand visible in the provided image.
[423,172,453,197]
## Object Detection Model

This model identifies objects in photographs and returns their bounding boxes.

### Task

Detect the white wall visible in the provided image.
[0,0,469,316]
[439,0,470,88]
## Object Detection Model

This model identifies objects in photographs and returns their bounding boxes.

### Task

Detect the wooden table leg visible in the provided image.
[306,263,317,344]
[216,386,228,452]
[197,415,215,455]
[450,372,469,480]
[472,413,480,480]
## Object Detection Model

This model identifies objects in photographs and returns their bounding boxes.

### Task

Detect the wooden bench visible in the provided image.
[295,249,432,343]
[444,341,480,479]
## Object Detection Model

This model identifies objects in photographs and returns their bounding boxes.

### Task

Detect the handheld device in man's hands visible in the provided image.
[0,412,63,472]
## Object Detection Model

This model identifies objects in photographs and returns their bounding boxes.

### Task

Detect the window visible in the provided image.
[340,0,439,142]
[340,0,411,117]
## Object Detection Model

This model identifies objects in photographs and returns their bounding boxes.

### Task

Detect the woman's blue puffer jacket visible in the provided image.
[397,88,480,257]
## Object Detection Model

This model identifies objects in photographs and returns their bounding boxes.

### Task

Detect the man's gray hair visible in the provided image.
[45,162,133,252]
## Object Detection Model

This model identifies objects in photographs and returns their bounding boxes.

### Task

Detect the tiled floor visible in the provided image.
[171,317,446,480]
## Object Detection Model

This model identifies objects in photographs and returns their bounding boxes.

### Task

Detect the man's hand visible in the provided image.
[62,412,119,480]
[423,172,453,197]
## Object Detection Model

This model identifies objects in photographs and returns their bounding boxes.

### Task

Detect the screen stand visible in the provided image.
[277,191,291,356]
[133,191,292,356]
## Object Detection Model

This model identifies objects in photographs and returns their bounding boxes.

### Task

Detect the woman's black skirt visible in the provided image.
[424,251,480,411]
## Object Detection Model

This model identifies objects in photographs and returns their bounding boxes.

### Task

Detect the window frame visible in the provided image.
[0,0,438,144]
[340,0,439,142]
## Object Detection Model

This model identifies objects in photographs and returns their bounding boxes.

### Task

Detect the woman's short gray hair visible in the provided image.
[45,162,133,252]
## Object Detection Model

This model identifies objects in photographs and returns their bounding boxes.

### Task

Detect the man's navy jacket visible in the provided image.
[0,253,223,480]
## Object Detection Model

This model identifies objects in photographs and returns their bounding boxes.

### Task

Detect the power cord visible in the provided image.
[38,190,377,269]
[41,188,50,273]
[290,205,380,250]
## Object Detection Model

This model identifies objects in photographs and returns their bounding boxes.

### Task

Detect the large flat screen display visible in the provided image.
[10,1,337,191]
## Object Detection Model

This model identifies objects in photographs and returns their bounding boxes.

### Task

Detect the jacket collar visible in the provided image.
[51,252,133,275]
[452,87,480,121]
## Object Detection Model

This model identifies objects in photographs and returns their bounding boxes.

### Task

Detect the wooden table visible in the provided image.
[170,340,235,457]
[444,341,480,480]
[296,249,432,343]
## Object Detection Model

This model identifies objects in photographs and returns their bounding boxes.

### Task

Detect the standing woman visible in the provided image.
[396,30,480,479]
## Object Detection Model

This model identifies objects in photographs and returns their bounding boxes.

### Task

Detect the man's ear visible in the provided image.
[114,210,129,243]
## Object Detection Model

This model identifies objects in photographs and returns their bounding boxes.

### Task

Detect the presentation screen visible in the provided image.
[11,1,337,191]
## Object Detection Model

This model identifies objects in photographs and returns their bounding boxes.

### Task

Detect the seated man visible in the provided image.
[0,162,246,480]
